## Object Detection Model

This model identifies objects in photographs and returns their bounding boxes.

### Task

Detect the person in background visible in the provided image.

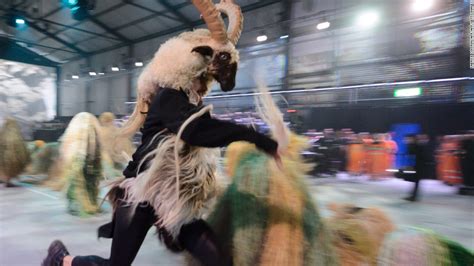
[367,134,387,179]
[384,133,398,175]
[405,134,430,202]
[459,132,474,194]
[360,133,373,175]
[346,134,365,175]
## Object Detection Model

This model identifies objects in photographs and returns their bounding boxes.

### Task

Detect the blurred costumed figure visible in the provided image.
[383,133,397,172]
[42,1,282,265]
[346,135,365,175]
[195,85,338,266]
[0,118,30,187]
[26,141,59,176]
[378,227,474,266]
[436,136,462,185]
[326,203,395,266]
[367,134,387,179]
[98,112,134,177]
[53,112,103,216]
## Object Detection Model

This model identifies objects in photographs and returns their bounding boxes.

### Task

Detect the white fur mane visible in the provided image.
[137,29,239,101]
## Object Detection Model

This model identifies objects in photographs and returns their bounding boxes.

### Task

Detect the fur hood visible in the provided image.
[137,29,239,102]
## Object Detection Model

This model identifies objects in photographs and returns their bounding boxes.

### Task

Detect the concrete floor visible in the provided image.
[0,175,472,265]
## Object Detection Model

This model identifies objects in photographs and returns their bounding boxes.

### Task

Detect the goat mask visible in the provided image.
[136,0,243,103]
[191,0,243,92]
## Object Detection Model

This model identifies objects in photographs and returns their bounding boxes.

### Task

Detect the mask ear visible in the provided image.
[192,46,214,59]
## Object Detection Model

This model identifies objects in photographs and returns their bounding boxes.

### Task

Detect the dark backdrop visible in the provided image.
[304,103,474,135]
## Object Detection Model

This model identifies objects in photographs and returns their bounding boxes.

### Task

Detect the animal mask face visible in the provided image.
[192,45,237,92]
[191,0,243,93]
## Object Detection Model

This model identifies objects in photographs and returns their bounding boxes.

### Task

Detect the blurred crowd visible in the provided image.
[304,129,474,191]
[304,129,398,178]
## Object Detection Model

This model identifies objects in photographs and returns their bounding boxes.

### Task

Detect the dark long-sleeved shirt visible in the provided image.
[123,87,278,178]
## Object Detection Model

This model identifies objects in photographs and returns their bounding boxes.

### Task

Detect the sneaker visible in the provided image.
[42,240,70,266]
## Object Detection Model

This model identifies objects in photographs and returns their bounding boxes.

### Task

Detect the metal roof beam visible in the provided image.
[37,2,127,42]
[124,1,188,22]
[88,16,131,43]
[37,6,63,20]
[27,19,88,57]
[0,34,78,54]
[157,0,193,29]
[67,0,282,61]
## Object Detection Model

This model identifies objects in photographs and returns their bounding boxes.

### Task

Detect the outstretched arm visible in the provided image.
[149,88,278,155]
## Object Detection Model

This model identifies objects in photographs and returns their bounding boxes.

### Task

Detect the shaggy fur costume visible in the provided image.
[182,84,338,266]
[121,134,220,238]
[98,112,134,166]
[27,142,59,175]
[0,118,30,184]
[200,137,338,266]
[46,113,104,216]
[326,203,395,266]
[113,0,245,241]
[378,227,474,266]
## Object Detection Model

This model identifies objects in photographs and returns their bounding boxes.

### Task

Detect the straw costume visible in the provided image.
[0,118,30,187]
[190,85,339,266]
[378,227,474,266]
[42,1,280,265]
[54,112,104,216]
[26,142,59,176]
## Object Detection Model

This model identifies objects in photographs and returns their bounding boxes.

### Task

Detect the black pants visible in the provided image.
[72,203,226,266]
[410,178,420,200]
[72,203,155,266]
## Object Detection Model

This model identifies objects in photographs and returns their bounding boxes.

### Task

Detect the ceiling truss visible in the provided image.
[0,0,283,62]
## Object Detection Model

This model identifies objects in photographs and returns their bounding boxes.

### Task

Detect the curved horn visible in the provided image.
[215,0,243,45]
[192,0,228,44]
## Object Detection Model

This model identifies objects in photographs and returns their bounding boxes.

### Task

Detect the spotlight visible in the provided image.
[135,62,143,67]
[280,35,289,39]
[15,18,25,25]
[72,75,79,79]
[5,13,27,28]
[88,71,97,76]
[111,66,119,72]
[256,35,268,42]
[412,0,434,12]
[64,0,96,21]
[355,10,380,29]
[316,21,330,30]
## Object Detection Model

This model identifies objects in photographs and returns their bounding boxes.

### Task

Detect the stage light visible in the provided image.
[111,66,119,72]
[135,62,143,67]
[412,0,434,12]
[316,21,330,30]
[88,71,97,76]
[72,75,79,79]
[280,35,289,39]
[256,35,268,42]
[6,13,27,28]
[394,87,422,97]
[15,18,25,25]
[356,10,380,29]
[65,0,96,21]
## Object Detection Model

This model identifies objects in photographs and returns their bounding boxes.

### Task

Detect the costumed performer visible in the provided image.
[0,118,30,187]
[42,1,280,265]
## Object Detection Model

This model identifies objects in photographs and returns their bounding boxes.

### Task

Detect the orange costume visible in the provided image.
[384,140,398,171]
[347,142,365,174]
[367,141,387,177]
[437,138,462,185]
[362,138,373,174]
